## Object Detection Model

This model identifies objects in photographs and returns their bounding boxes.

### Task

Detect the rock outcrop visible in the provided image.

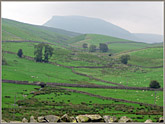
[103,115,117,123]
[38,116,48,123]
[86,114,103,122]
[30,116,37,123]
[22,117,28,123]
[76,115,90,122]
[118,116,132,123]
[3,114,163,123]
[144,119,153,123]
[159,117,164,123]
[45,115,60,122]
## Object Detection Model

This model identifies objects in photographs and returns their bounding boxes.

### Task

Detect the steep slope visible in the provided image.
[2,18,81,44]
[43,15,137,41]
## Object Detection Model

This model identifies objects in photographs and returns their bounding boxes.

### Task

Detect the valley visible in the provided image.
[2,18,163,122]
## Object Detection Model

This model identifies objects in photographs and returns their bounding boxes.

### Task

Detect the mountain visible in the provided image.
[43,15,137,41]
[2,18,81,44]
[132,33,164,43]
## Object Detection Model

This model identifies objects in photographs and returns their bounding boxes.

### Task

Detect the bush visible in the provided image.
[120,55,130,64]
[99,43,108,52]
[82,43,88,48]
[89,45,96,52]
[149,80,160,89]
[17,49,23,58]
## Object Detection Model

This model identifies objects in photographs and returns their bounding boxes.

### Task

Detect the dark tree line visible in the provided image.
[82,43,109,53]
[34,43,54,63]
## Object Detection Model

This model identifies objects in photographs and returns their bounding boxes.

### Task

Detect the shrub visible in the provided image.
[17,49,23,58]
[89,45,96,52]
[82,43,88,48]
[149,80,160,89]
[120,55,130,64]
[99,43,108,52]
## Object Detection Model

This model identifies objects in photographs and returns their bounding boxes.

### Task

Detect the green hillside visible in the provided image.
[2,18,163,122]
[69,34,162,54]
[2,18,80,44]
[70,34,131,46]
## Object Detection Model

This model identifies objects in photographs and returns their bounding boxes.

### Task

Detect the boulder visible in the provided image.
[159,117,164,122]
[60,114,71,122]
[22,117,28,123]
[30,116,37,123]
[118,116,132,123]
[86,114,103,122]
[103,115,117,123]
[76,115,90,122]
[9,121,22,123]
[38,116,48,123]
[45,115,60,122]
[70,116,77,123]
[144,119,152,123]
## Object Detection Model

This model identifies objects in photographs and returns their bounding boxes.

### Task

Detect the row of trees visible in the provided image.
[83,43,108,52]
[17,43,54,63]
[34,43,54,62]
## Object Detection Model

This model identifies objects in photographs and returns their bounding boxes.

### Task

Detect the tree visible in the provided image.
[44,44,54,62]
[120,55,130,64]
[34,43,54,63]
[89,45,96,52]
[17,49,23,58]
[149,80,160,89]
[99,43,108,52]
[82,43,88,49]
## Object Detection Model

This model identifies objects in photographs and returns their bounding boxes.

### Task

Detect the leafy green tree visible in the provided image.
[89,45,96,52]
[99,43,108,52]
[149,80,160,89]
[34,43,44,62]
[34,43,54,62]
[120,54,130,64]
[17,49,23,58]
[82,43,88,49]
[44,44,54,62]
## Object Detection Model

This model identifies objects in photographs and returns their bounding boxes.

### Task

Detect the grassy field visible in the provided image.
[64,87,163,106]
[2,83,162,122]
[74,67,163,88]
[2,53,117,86]
[2,18,163,122]
[128,47,163,67]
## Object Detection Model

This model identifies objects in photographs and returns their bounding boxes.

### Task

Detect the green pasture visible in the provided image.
[74,67,163,88]
[2,53,116,86]
[64,87,163,106]
[128,47,163,67]
[2,83,162,122]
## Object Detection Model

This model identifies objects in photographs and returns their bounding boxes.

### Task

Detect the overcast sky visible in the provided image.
[2,1,164,35]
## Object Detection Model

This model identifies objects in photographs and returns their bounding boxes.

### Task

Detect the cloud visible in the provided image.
[2,1,164,35]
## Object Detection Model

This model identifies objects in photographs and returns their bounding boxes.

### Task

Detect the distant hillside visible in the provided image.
[2,18,81,44]
[133,33,164,43]
[69,34,132,45]
[43,15,137,41]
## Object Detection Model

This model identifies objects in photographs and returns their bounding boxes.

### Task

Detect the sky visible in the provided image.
[2,1,164,35]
